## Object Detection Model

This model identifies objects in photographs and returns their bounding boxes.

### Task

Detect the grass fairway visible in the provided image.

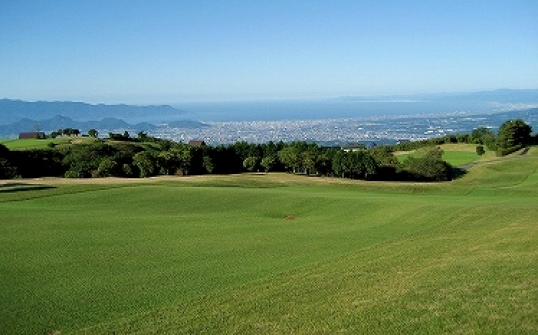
[1,149,537,334]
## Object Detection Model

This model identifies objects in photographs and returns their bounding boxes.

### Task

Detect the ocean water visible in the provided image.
[171,100,492,122]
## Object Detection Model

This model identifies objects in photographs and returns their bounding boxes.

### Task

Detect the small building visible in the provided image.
[188,140,206,147]
[19,132,46,139]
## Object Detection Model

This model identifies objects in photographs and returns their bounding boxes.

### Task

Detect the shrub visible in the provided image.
[496,145,523,157]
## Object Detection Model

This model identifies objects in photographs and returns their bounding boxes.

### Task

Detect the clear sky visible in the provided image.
[1,0,537,103]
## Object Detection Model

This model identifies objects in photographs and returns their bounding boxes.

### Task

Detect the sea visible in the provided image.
[128,100,506,124]
[181,100,500,122]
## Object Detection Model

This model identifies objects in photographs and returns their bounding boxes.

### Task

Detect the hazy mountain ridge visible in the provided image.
[0,99,185,125]
[337,89,538,103]
[0,115,208,137]
[0,115,151,136]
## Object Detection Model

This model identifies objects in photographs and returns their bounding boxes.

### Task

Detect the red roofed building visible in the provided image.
[19,132,46,139]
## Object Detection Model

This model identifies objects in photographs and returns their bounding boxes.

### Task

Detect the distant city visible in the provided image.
[151,108,538,146]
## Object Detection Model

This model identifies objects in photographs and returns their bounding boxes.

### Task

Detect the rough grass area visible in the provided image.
[0,148,537,334]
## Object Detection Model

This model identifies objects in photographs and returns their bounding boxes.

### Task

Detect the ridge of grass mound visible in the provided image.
[0,150,537,334]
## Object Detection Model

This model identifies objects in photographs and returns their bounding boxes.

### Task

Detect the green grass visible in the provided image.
[395,143,496,166]
[0,137,97,150]
[1,148,537,334]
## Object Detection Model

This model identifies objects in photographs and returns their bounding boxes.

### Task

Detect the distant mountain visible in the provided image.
[337,89,538,103]
[0,115,158,137]
[0,115,210,138]
[0,99,185,125]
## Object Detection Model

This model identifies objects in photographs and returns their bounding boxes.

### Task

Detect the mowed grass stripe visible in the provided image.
[74,205,538,334]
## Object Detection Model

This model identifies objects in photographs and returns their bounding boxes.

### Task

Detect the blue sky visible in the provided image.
[1,1,537,103]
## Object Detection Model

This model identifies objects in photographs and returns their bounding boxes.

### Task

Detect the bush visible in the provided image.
[400,156,453,181]
[495,145,523,157]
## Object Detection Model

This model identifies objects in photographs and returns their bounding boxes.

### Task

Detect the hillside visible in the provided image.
[0,148,537,334]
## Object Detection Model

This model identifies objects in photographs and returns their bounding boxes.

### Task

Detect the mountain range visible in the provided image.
[0,100,210,137]
[0,99,185,125]
[337,89,538,103]
[0,115,209,138]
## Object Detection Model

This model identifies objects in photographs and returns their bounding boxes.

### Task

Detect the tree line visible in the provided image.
[0,118,534,181]
[389,119,536,155]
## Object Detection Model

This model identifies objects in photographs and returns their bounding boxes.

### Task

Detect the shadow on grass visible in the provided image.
[452,167,468,180]
[0,183,56,193]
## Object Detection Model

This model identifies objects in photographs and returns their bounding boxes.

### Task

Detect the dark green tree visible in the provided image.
[331,150,348,178]
[401,155,452,181]
[133,151,157,177]
[63,143,117,178]
[88,129,99,138]
[301,151,316,175]
[471,127,495,144]
[278,146,300,173]
[314,151,333,176]
[496,119,532,149]
[476,145,485,156]
[0,144,18,179]
[96,157,117,177]
[202,155,214,174]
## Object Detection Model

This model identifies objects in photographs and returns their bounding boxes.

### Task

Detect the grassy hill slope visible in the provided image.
[395,143,497,166]
[0,148,537,334]
[0,137,98,150]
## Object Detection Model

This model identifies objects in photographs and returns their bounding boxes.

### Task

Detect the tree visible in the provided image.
[260,156,276,172]
[361,152,379,179]
[96,157,117,177]
[88,129,99,138]
[471,127,495,144]
[176,148,192,175]
[314,151,333,176]
[202,155,214,174]
[331,150,348,178]
[369,146,398,167]
[62,143,117,178]
[476,145,485,156]
[301,151,316,175]
[496,119,532,149]
[278,146,300,173]
[0,144,18,179]
[158,150,179,175]
[424,146,444,160]
[401,155,452,181]
[243,156,259,172]
[157,148,192,175]
[62,128,80,136]
[133,151,157,177]
[122,163,134,177]
[137,131,149,141]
